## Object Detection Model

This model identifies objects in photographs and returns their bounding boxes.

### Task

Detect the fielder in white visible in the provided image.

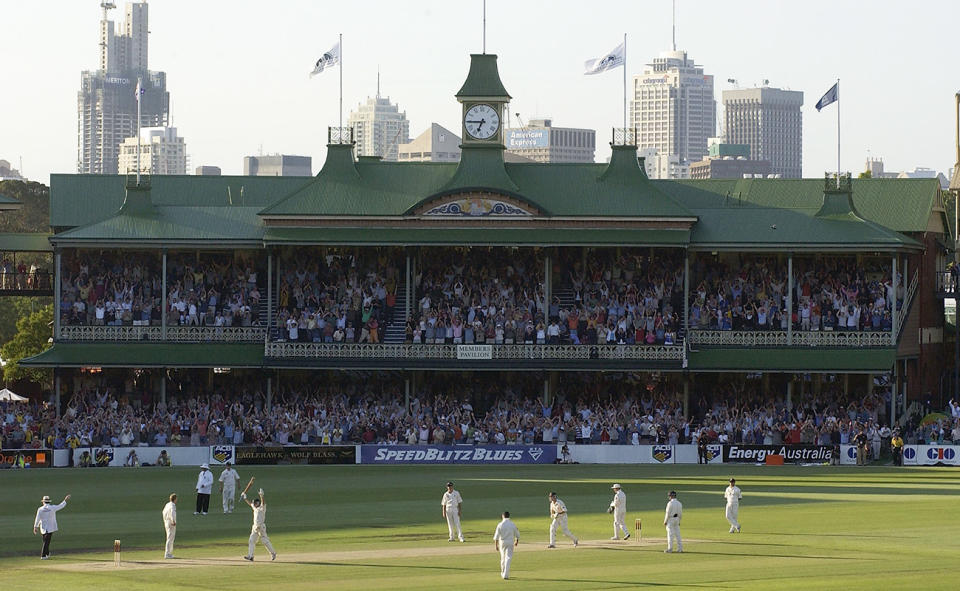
[547,492,578,548]
[241,487,276,561]
[162,493,177,559]
[219,463,241,514]
[493,511,520,580]
[441,481,464,542]
[609,483,630,540]
[663,490,683,553]
[724,478,742,533]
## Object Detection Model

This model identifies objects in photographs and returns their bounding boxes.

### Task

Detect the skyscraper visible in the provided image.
[722,87,803,178]
[504,119,596,163]
[631,49,715,165]
[118,127,187,175]
[348,95,410,161]
[78,2,170,175]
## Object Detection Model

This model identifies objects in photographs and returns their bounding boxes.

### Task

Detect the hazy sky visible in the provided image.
[2,0,958,184]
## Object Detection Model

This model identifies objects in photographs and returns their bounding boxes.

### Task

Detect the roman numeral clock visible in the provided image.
[463,103,501,141]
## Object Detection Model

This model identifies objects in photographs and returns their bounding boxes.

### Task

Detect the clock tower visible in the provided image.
[455,54,511,148]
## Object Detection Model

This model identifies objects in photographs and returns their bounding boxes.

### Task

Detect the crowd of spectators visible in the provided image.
[1,257,50,290]
[60,253,162,326]
[407,248,544,345]
[273,249,399,343]
[688,256,899,332]
[3,373,958,454]
[165,253,263,327]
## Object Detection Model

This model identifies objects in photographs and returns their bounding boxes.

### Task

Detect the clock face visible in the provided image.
[464,103,500,140]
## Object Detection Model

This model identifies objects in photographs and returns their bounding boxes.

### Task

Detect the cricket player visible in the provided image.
[241,487,276,561]
[195,463,213,515]
[547,492,578,548]
[493,511,520,580]
[663,490,683,553]
[724,478,742,533]
[33,494,70,559]
[441,481,464,542]
[219,463,241,513]
[609,483,630,540]
[162,493,177,559]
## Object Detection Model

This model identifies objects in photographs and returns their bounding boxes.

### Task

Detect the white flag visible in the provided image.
[584,42,625,75]
[310,41,341,77]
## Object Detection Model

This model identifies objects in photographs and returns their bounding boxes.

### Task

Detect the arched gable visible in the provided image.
[412,191,540,218]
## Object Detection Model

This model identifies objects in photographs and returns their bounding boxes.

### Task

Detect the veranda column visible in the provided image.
[404,377,410,411]
[891,361,898,426]
[405,251,412,319]
[53,249,61,339]
[160,370,166,405]
[266,372,273,412]
[683,252,690,335]
[891,255,898,344]
[682,378,689,419]
[54,369,61,418]
[161,250,167,340]
[266,250,273,339]
[786,379,792,409]
[787,255,794,345]
[544,251,552,325]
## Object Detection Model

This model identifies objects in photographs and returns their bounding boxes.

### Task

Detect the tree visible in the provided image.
[0,180,50,233]
[857,169,872,179]
[1,303,52,384]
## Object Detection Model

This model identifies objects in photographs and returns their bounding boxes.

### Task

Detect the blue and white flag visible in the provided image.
[815,82,838,111]
[310,41,341,77]
[135,79,144,100]
[584,42,625,75]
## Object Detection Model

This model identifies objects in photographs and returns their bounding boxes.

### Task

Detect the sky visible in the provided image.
[1,0,958,185]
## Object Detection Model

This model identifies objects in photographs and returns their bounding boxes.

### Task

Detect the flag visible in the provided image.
[584,42,625,75]
[310,41,341,77]
[135,79,144,101]
[815,82,838,111]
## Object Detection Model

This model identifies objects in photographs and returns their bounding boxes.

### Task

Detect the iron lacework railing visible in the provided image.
[58,325,266,343]
[264,342,684,361]
[687,330,892,348]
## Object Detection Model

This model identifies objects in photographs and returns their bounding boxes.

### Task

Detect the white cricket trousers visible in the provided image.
[445,511,463,541]
[222,487,236,513]
[725,504,740,532]
[248,524,275,557]
[164,524,176,557]
[613,510,629,538]
[499,544,514,579]
[550,514,576,545]
[665,520,682,552]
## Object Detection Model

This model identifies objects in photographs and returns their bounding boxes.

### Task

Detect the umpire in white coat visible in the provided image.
[663,490,683,553]
[195,463,213,515]
[609,484,630,540]
[33,494,71,559]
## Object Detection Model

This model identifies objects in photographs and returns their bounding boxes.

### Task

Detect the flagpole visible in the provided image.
[623,33,627,135]
[136,76,141,185]
[339,33,343,140]
[836,78,840,188]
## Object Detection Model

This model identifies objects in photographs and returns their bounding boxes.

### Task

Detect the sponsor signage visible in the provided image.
[457,344,492,360]
[651,445,674,464]
[0,448,52,469]
[506,129,549,149]
[361,445,557,464]
[235,445,356,465]
[722,444,834,464]
[210,445,235,465]
[902,445,959,466]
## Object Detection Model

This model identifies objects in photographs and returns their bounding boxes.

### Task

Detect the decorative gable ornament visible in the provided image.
[420,193,536,218]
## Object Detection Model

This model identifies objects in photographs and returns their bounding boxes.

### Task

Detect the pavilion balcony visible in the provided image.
[264,342,685,362]
[686,329,892,348]
[57,325,267,343]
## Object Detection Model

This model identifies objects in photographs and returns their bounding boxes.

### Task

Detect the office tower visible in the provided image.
[78,2,170,174]
[505,119,596,163]
[118,127,187,175]
[348,95,410,161]
[398,124,462,162]
[723,87,803,178]
[243,155,312,177]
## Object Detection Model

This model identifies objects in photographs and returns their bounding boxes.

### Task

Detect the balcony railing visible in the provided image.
[687,330,892,348]
[0,272,53,295]
[58,325,266,343]
[265,342,684,361]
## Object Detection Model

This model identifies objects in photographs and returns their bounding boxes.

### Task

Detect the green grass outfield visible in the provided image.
[2,463,958,590]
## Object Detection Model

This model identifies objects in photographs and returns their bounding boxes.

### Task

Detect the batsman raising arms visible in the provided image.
[240,477,277,562]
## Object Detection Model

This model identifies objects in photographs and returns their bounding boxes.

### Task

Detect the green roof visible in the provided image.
[654,179,920,250]
[0,233,52,252]
[264,227,690,247]
[51,206,265,247]
[20,343,264,368]
[262,145,697,220]
[689,347,896,372]
[658,178,941,233]
[49,174,312,228]
[0,192,21,210]
[455,54,511,100]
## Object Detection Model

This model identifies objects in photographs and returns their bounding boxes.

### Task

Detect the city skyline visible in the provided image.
[1,0,957,184]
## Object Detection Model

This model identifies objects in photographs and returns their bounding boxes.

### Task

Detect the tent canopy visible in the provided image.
[0,388,28,402]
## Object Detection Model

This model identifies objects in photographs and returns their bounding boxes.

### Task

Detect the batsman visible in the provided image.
[608,483,630,540]
[240,477,276,562]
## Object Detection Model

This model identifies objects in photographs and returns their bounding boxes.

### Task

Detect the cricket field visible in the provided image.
[1,463,958,590]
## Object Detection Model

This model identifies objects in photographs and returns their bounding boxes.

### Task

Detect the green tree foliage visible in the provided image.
[1,303,52,384]
[0,180,50,233]
[857,169,872,179]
